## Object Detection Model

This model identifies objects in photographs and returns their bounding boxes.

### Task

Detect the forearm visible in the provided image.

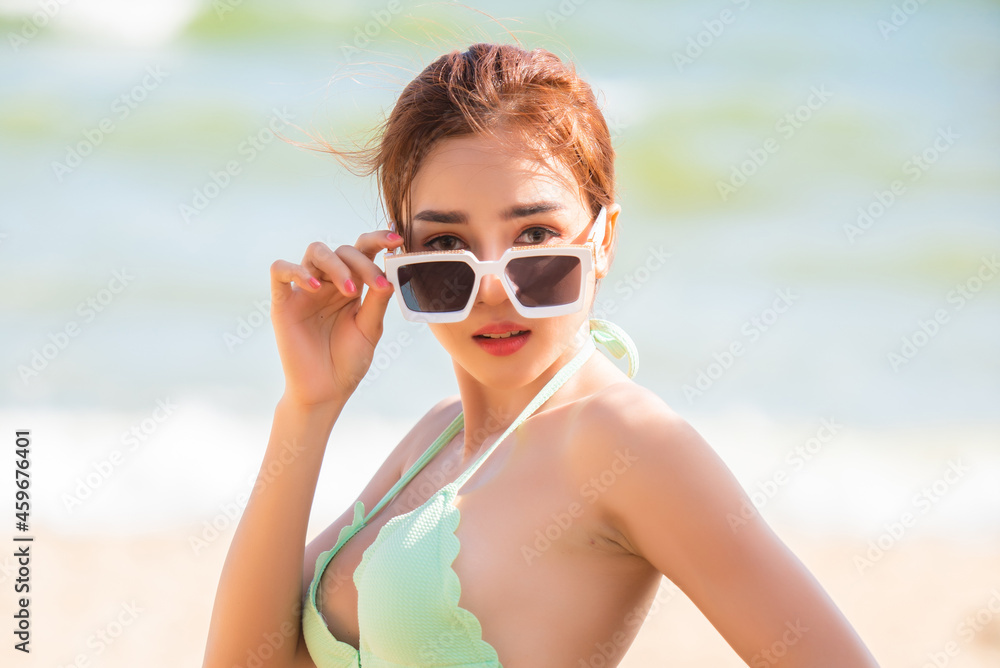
[203,395,346,667]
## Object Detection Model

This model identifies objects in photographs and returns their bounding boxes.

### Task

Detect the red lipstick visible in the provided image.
[472,320,531,356]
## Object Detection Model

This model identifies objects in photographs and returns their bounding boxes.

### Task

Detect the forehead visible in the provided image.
[408,134,586,217]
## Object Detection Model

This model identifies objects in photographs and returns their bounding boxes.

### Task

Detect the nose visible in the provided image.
[471,241,510,308]
[476,272,508,308]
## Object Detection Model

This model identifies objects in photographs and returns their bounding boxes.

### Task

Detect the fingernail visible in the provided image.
[308,277,321,289]
[375,276,390,289]
[344,279,356,293]
[387,232,402,241]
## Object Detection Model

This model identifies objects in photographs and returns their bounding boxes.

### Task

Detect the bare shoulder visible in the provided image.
[566,388,881,666]
[569,381,701,467]
[415,392,463,428]
[582,381,681,424]
[394,393,463,472]
[567,382,742,562]
[428,392,463,419]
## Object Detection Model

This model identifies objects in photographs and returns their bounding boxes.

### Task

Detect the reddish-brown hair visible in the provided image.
[313,42,617,257]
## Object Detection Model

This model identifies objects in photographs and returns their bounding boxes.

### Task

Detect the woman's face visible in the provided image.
[406,133,615,390]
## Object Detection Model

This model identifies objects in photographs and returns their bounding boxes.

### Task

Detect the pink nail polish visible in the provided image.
[345,279,356,293]
[376,276,390,288]
[308,277,321,289]
[387,232,402,241]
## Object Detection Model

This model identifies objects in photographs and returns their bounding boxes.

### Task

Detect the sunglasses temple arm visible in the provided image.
[590,206,608,249]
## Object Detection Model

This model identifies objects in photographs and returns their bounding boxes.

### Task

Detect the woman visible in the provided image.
[204,43,880,667]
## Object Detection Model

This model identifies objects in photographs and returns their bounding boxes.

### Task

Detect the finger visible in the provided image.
[270,258,322,304]
[300,231,402,296]
[300,242,358,297]
[354,269,395,344]
[354,228,405,261]
[332,244,397,296]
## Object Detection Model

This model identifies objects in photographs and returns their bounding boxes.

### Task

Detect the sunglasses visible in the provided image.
[382,206,608,323]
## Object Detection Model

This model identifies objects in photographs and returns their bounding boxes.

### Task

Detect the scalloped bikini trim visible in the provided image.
[303,318,639,664]
[304,500,368,662]
[352,481,501,663]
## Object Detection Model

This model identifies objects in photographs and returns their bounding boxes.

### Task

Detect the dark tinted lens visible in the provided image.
[398,261,475,313]
[506,255,582,307]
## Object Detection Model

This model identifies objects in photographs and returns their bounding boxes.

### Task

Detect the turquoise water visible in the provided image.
[1,1,998,531]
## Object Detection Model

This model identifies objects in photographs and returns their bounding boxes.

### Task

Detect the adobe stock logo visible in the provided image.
[877,0,932,40]
[51,65,170,182]
[7,0,71,51]
[843,127,959,244]
[887,254,997,372]
[18,269,136,385]
[179,107,295,224]
[339,0,404,61]
[717,85,833,202]
[683,288,799,403]
[673,0,752,73]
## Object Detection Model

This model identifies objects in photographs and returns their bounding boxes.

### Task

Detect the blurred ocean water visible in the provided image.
[0,0,997,534]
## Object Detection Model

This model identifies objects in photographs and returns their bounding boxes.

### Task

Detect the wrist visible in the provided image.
[276,393,348,421]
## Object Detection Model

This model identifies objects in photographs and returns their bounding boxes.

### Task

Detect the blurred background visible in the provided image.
[1,0,998,665]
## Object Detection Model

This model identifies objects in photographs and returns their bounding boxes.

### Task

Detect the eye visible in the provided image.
[516,227,561,245]
[423,226,560,251]
[424,234,463,250]
[422,234,464,251]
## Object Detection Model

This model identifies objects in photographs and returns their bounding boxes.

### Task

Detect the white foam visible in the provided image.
[3,399,408,538]
[6,403,997,541]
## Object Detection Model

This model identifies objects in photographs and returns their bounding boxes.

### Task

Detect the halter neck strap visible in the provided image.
[359,318,640,523]
[452,317,639,491]
[589,317,639,379]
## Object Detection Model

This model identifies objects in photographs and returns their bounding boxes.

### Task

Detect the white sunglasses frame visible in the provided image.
[382,206,609,323]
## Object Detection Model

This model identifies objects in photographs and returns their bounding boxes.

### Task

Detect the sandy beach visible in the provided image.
[6,521,997,667]
[7,406,998,668]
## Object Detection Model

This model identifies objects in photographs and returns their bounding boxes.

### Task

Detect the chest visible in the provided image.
[315,418,596,643]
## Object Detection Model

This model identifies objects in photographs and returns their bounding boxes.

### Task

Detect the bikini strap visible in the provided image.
[589,318,639,379]
[452,317,638,491]
[360,318,639,520]
[361,405,465,523]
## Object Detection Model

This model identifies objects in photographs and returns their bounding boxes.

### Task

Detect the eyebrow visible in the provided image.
[412,201,565,225]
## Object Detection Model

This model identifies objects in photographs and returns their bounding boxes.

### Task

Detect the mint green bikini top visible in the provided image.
[302,318,639,667]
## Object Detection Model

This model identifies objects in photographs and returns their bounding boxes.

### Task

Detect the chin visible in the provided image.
[432,316,586,384]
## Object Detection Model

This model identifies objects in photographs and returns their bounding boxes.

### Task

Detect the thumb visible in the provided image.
[354,282,395,344]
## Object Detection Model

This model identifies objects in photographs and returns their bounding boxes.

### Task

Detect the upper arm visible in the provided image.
[577,387,878,667]
[300,394,461,599]
[291,624,318,668]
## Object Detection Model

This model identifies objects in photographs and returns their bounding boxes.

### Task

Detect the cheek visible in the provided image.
[554,314,593,350]
[428,324,458,351]
[527,316,578,349]
[428,324,481,363]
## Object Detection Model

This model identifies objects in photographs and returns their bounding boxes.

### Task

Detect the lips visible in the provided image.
[472,320,531,338]
[472,328,531,356]
[476,330,528,339]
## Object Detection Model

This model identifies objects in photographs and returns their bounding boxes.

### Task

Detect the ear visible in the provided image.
[595,202,620,280]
